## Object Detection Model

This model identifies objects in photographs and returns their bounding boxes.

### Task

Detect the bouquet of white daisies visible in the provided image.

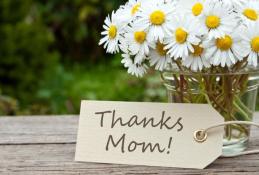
[99,0,259,77]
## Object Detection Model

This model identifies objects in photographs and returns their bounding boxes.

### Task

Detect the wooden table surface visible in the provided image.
[0,115,258,175]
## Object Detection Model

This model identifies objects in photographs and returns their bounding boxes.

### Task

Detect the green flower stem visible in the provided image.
[233,101,251,121]
[201,92,212,106]
[234,95,253,115]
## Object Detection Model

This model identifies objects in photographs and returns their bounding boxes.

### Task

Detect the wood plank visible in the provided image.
[0,144,258,175]
[0,115,78,144]
[0,115,258,174]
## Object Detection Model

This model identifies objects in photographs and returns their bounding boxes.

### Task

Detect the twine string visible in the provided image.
[194,121,259,157]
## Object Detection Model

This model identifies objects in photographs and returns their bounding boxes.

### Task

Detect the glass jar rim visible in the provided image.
[163,64,259,76]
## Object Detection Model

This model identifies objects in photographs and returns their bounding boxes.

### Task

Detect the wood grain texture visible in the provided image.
[0,115,78,144]
[0,115,258,175]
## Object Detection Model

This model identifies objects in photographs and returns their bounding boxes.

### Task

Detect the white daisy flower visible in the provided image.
[122,54,148,77]
[99,11,124,53]
[182,44,211,71]
[201,2,237,39]
[121,53,133,68]
[203,30,245,67]
[187,0,208,17]
[116,0,146,24]
[136,1,175,42]
[165,0,179,4]
[184,0,219,17]
[240,22,259,67]
[119,38,129,54]
[120,37,145,64]
[220,0,246,9]
[128,62,148,77]
[236,0,259,25]
[124,24,150,56]
[164,14,205,60]
[149,42,172,71]
[191,0,205,17]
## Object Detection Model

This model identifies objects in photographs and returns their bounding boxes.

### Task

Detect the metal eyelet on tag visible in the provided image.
[194,130,208,143]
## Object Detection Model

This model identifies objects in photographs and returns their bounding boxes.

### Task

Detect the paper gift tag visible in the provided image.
[75,101,224,169]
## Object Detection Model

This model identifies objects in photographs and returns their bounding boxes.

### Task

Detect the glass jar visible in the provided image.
[162,66,259,156]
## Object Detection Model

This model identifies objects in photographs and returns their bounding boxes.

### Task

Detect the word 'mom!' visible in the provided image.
[94,110,183,154]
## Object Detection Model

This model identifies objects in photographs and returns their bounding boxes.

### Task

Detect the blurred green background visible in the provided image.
[0,0,166,116]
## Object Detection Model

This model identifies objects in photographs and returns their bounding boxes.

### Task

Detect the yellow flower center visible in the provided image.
[134,31,146,44]
[175,28,188,44]
[192,45,204,57]
[216,35,233,51]
[192,3,203,16]
[243,8,258,21]
[251,36,259,52]
[156,42,167,56]
[206,15,220,29]
[108,25,117,39]
[131,3,141,15]
[150,10,165,25]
